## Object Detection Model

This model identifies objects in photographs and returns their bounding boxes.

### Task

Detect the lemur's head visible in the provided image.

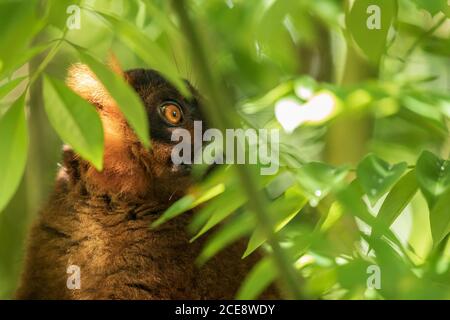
[64,62,205,203]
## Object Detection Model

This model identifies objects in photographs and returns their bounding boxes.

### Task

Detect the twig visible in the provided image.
[396,15,447,74]
[27,29,68,89]
[169,0,303,299]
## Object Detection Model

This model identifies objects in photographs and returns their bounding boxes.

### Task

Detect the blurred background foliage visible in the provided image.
[0,0,449,299]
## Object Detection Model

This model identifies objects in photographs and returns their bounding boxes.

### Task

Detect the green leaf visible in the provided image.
[402,96,447,135]
[296,162,349,201]
[151,183,225,228]
[1,43,52,81]
[430,188,450,247]
[416,151,450,209]
[337,180,405,248]
[78,51,150,148]
[0,95,28,212]
[0,1,44,73]
[47,0,82,29]
[422,37,450,57]
[144,0,182,41]
[373,170,418,237]
[190,185,247,241]
[97,12,189,96]
[412,0,449,16]
[356,154,407,205]
[320,201,344,232]
[43,75,104,170]
[361,235,409,298]
[265,171,296,199]
[236,257,277,300]
[0,77,26,100]
[197,213,253,265]
[189,173,274,238]
[243,187,307,258]
[445,2,450,18]
[346,0,397,64]
[336,259,372,291]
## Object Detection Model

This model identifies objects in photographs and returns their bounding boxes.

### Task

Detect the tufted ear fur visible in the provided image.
[64,57,151,199]
[66,54,124,108]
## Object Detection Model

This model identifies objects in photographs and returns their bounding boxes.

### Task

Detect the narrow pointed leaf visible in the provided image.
[357,154,407,206]
[430,188,450,247]
[197,213,253,265]
[44,75,104,170]
[78,51,150,148]
[97,12,189,96]
[151,183,225,228]
[190,186,246,241]
[296,162,349,200]
[416,150,450,209]
[373,170,418,237]
[0,95,28,212]
[0,77,26,100]
[236,257,277,300]
[346,0,397,64]
[243,187,307,258]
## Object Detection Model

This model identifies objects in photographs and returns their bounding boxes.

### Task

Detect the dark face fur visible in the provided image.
[126,69,205,199]
[66,64,205,203]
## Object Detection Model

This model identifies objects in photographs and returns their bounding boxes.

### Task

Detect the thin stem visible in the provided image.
[170,0,303,299]
[396,15,447,74]
[27,29,68,89]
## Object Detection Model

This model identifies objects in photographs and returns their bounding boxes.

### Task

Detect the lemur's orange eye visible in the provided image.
[160,103,183,125]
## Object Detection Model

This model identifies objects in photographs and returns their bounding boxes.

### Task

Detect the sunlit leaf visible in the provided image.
[0,0,44,74]
[373,170,418,237]
[362,235,448,299]
[337,180,405,249]
[197,213,252,265]
[47,0,81,30]
[190,173,274,238]
[236,257,277,300]
[1,43,52,81]
[356,154,407,205]
[265,171,296,199]
[296,162,349,202]
[320,201,344,233]
[346,0,397,64]
[96,12,189,96]
[190,185,246,241]
[0,95,28,213]
[402,96,447,135]
[151,183,225,228]
[243,186,307,257]
[416,150,450,209]
[44,75,104,170]
[304,266,337,297]
[0,77,26,100]
[77,51,150,148]
[362,235,411,298]
[430,188,450,247]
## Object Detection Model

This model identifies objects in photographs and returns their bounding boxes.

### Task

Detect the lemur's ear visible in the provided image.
[66,54,123,109]
[64,56,151,198]
[107,53,124,77]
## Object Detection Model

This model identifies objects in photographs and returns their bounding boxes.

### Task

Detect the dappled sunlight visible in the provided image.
[275,92,337,133]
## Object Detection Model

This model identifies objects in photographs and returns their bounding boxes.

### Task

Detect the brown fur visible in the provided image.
[16,62,279,299]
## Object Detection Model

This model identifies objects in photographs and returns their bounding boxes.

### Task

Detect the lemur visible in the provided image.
[15,61,279,299]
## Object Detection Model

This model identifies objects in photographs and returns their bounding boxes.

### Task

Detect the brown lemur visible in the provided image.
[16,61,279,299]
